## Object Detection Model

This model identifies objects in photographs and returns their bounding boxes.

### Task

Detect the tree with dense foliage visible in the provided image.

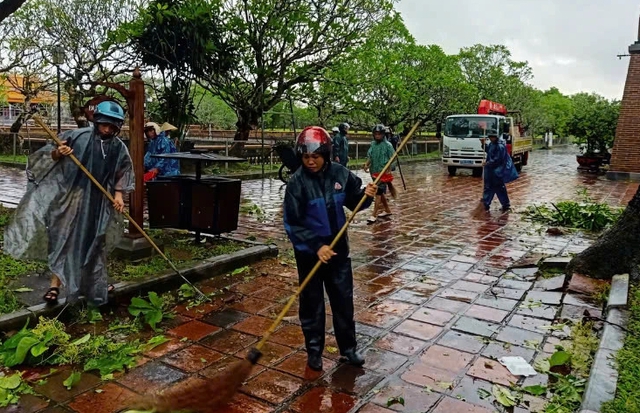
[112,0,236,140]
[566,92,620,155]
[3,0,141,126]
[129,0,395,153]
[0,12,56,132]
[458,44,533,111]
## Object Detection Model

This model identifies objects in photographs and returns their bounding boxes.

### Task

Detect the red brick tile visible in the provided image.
[357,403,395,412]
[400,362,456,389]
[230,297,274,314]
[201,329,258,354]
[161,344,224,372]
[371,379,440,412]
[167,320,220,341]
[290,386,357,413]
[236,341,295,366]
[409,307,455,326]
[232,316,275,336]
[143,337,190,358]
[275,351,336,379]
[200,355,265,380]
[216,393,273,413]
[433,397,493,413]
[34,369,102,403]
[465,304,509,323]
[467,357,518,386]
[242,369,304,404]
[355,310,402,328]
[419,345,473,372]
[174,301,222,319]
[370,300,418,316]
[268,324,306,348]
[375,333,426,356]
[68,383,137,413]
[393,320,442,341]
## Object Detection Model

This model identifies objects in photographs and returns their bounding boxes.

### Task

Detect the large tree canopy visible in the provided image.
[119,0,395,152]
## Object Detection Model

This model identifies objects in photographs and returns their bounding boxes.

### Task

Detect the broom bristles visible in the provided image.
[129,351,260,413]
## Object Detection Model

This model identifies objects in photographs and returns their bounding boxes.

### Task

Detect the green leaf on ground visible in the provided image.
[492,384,517,407]
[386,396,405,407]
[549,350,571,367]
[477,388,492,399]
[63,371,81,390]
[523,385,547,396]
[12,288,34,293]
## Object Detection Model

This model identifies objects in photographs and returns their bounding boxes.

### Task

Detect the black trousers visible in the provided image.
[295,251,357,356]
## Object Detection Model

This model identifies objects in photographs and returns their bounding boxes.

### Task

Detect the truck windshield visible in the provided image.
[444,116,498,138]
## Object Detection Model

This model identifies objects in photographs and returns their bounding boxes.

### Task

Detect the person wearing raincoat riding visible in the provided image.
[4,101,134,306]
[284,126,377,372]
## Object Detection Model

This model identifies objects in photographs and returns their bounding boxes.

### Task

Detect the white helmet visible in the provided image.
[331,126,339,133]
[144,122,161,135]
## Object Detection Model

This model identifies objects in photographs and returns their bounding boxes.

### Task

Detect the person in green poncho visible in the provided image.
[364,124,396,224]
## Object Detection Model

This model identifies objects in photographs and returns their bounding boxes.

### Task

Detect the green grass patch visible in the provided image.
[601,284,640,413]
[0,154,28,164]
[0,205,45,314]
[107,230,244,282]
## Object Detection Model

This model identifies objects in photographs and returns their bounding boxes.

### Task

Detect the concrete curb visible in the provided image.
[579,273,630,412]
[0,243,279,332]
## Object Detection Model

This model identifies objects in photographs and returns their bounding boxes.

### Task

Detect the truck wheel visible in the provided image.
[515,163,523,173]
[447,166,457,176]
[472,168,483,178]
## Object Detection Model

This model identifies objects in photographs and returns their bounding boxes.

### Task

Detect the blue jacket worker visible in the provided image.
[143,122,180,181]
[284,126,377,371]
[482,132,518,213]
[332,122,350,167]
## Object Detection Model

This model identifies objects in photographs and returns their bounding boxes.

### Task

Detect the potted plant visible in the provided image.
[566,93,619,173]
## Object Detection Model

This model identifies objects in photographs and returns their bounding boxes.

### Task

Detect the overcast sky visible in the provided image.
[396,0,639,99]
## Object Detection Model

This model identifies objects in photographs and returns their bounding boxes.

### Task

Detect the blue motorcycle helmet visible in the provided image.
[93,101,125,131]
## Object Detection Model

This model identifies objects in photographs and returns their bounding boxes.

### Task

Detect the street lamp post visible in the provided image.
[51,46,64,134]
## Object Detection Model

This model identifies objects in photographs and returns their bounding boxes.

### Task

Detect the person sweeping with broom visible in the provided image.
[364,124,397,224]
[284,126,377,371]
[123,121,423,413]
[4,101,134,307]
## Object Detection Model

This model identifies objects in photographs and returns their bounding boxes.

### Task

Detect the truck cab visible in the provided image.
[441,100,532,177]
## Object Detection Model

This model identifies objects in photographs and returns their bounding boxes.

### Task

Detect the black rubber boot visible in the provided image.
[340,348,365,367]
[307,353,323,371]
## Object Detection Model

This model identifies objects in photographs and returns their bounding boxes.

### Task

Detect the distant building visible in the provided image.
[0,74,57,126]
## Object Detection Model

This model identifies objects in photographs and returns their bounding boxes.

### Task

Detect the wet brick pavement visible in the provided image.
[1,147,639,412]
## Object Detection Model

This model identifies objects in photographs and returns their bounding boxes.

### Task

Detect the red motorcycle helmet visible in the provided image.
[295,126,332,161]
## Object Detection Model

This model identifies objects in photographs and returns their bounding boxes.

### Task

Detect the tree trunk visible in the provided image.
[9,100,30,134]
[229,111,257,157]
[567,185,640,280]
[66,84,89,128]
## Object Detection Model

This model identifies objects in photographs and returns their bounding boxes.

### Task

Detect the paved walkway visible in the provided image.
[3,147,639,413]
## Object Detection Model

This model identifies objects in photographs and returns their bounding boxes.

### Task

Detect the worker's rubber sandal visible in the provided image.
[378,212,392,218]
[43,287,60,304]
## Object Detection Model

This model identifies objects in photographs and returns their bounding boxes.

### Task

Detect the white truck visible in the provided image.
[441,100,533,177]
